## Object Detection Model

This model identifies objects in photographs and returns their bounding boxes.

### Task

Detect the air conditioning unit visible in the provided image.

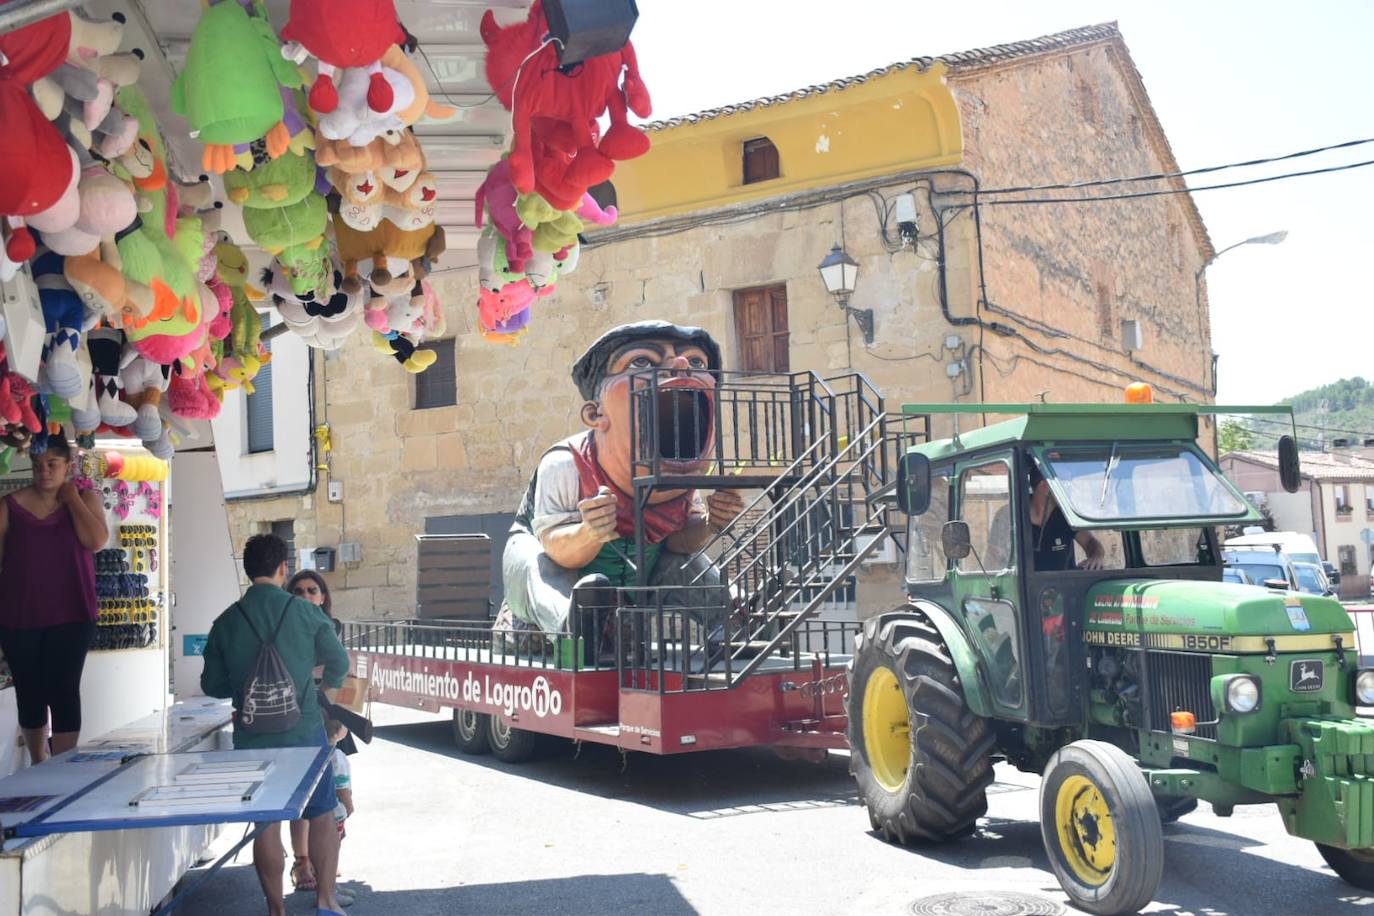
[858,533,897,566]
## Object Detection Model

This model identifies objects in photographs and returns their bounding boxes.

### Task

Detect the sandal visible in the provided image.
[291,856,317,892]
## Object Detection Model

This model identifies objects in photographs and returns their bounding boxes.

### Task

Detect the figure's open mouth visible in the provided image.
[654,381,714,471]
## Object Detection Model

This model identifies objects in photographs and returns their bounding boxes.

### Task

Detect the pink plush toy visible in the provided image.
[42,163,138,256]
[477,278,549,336]
[576,192,617,227]
[205,278,233,340]
[474,158,532,272]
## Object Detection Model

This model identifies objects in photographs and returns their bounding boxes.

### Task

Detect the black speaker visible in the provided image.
[544,0,639,68]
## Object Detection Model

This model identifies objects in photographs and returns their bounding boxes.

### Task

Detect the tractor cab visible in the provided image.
[895,403,1262,729]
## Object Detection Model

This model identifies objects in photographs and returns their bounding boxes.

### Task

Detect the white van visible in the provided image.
[1224,530,1322,567]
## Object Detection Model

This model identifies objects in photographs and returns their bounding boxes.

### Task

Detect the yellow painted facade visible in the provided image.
[614,63,963,222]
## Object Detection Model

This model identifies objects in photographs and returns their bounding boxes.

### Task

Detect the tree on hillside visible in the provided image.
[1219,420,1256,454]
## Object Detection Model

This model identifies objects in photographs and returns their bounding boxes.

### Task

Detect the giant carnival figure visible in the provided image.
[496,321,745,657]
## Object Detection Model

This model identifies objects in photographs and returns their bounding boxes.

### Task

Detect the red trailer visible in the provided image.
[344,371,927,762]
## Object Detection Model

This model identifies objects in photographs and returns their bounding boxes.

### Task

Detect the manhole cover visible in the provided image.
[908,891,1063,916]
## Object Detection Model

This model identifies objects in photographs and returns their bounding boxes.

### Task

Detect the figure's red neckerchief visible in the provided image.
[562,432,692,545]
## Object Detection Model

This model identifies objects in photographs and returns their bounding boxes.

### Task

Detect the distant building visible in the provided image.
[222,23,1219,620]
[1221,444,1374,598]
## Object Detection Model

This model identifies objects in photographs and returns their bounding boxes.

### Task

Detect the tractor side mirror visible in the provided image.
[897,452,931,515]
[1278,435,1302,493]
[941,520,972,560]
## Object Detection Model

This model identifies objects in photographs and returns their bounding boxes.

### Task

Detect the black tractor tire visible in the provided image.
[846,612,995,844]
[451,708,491,755]
[1040,740,1164,916]
[487,714,541,763]
[1317,844,1374,890]
[1155,794,1198,824]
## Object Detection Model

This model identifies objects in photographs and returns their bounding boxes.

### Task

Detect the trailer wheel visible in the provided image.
[487,714,541,763]
[452,709,491,755]
[1041,740,1164,916]
[1317,844,1374,890]
[846,613,995,844]
[1154,794,1197,824]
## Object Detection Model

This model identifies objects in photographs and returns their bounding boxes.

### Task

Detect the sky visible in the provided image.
[628,0,1373,406]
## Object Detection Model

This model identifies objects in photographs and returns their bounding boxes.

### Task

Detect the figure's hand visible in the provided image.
[707,489,746,531]
[1079,555,1105,571]
[578,486,619,544]
[57,482,80,506]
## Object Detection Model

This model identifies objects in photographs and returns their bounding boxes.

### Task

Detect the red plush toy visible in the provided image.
[480,0,652,197]
[0,4,76,261]
[280,0,408,115]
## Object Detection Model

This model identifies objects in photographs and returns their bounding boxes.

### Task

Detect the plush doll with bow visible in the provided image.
[278,0,407,115]
[171,0,304,174]
[480,1,652,197]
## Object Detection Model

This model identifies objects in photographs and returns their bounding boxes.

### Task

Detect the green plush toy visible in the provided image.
[170,0,303,174]
[241,191,327,252]
[222,151,316,209]
[274,243,332,299]
[516,193,584,254]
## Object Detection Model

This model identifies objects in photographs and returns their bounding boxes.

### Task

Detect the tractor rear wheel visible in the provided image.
[487,714,541,763]
[1040,740,1164,915]
[846,612,995,844]
[452,708,491,755]
[1317,844,1374,890]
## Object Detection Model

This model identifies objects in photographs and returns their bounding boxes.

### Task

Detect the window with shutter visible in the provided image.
[271,519,297,573]
[413,339,457,409]
[743,137,780,184]
[245,312,274,454]
[733,285,789,372]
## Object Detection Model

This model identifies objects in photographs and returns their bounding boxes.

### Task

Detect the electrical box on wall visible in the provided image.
[1121,319,1144,352]
[327,480,343,503]
[339,542,362,564]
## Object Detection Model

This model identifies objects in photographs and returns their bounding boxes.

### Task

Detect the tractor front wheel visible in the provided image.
[846,612,995,844]
[1317,844,1374,890]
[1040,740,1164,915]
[452,708,491,755]
[488,714,541,763]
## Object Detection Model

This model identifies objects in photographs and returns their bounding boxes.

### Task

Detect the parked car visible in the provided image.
[1225,530,1322,566]
[1222,549,1301,592]
[1292,561,1336,597]
[1222,567,1254,586]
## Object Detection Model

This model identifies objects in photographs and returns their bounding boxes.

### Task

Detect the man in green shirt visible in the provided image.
[201,534,350,916]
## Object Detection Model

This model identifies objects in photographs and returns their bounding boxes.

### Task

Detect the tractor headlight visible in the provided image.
[1219,674,1261,714]
[1354,669,1374,706]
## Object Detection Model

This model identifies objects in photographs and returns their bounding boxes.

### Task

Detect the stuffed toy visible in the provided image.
[333,214,445,296]
[43,162,139,257]
[119,347,170,440]
[31,8,144,160]
[25,146,83,237]
[267,267,365,350]
[31,248,86,398]
[478,296,533,345]
[317,59,414,147]
[279,0,407,115]
[476,277,550,339]
[64,235,156,330]
[167,361,220,420]
[474,158,533,272]
[331,165,437,232]
[205,279,234,341]
[241,192,328,252]
[171,0,303,174]
[480,1,651,197]
[86,326,137,427]
[0,7,76,258]
[313,46,454,172]
[222,151,316,210]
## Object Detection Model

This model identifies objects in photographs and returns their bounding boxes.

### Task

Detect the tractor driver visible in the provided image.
[1028,464,1106,571]
[498,321,746,645]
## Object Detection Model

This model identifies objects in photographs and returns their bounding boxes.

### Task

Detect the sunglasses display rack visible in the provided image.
[93,482,167,652]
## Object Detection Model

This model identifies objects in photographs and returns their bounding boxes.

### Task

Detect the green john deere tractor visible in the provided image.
[848,400,1372,915]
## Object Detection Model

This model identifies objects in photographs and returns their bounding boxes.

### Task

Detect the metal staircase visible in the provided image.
[618,370,928,690]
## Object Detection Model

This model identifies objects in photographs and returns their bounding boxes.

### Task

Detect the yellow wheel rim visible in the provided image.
[1055,774,1117,886]
[862,666,911,792]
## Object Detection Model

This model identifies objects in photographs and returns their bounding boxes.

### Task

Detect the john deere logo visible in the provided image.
[1289,659,1323,693]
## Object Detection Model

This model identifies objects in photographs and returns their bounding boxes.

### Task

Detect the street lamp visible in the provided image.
[1197,230,1287,394]
[818,244,873,345]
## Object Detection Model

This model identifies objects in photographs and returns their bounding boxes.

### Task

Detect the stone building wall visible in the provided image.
[227,39,1215,621]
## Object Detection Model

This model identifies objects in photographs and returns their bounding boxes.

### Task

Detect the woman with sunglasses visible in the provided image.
[285,570,357,897]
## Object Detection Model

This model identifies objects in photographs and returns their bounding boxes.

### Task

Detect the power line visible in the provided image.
[974,158,1374,206]
[975,136,1374,195]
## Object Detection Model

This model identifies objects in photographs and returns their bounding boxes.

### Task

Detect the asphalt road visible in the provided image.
[174,705,1369,916]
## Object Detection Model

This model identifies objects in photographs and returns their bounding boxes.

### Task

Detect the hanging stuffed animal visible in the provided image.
[278,0,407,115]
[0,6,76,262]
[480,1,652,197]
[333,213,445,297]
[171,0,304,173]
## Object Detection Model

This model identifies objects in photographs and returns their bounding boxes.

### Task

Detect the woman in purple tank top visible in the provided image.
[0,434,107,765]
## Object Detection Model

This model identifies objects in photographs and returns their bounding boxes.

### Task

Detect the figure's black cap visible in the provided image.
[571,321,721,400]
